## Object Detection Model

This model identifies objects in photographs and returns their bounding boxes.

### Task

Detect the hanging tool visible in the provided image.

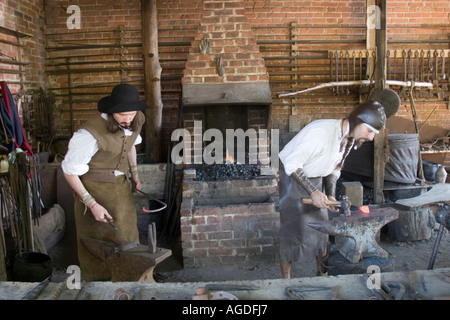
[419,50,425,82]
[359,51,363,80]
[346,51,350,94]
[393,50,397,81]
[352,51,356,81]
[407,86,426,182]
[329,51,335,93]
[386,50,391,80]
[408,50,414,80]
[335,51,340,94]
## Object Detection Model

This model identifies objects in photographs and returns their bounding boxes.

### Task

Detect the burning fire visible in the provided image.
[359,205,370,215]
[225,149,234,164]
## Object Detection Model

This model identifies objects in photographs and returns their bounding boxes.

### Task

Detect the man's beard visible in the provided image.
[354,138,367,150]
[118,122,131,130]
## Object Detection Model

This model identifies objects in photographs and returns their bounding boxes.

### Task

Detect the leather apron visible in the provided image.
[278,165,328,262]
[74,175,139,281]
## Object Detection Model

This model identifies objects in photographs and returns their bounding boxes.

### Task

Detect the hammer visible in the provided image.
[302,195,351,216]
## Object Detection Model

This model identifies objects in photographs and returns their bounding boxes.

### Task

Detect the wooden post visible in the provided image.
[0,230,7,281]
[366,0,376,80]
[369,0,388,204]
[141,0,163,163]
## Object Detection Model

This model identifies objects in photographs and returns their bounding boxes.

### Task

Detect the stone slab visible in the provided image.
[394,183,450,210]
[1,268,450,300]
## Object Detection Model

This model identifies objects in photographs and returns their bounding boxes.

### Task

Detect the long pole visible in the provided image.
[142,0,163,163]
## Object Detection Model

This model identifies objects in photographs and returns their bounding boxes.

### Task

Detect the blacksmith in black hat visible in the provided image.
[277,101,386,279]
[62,83,149,281]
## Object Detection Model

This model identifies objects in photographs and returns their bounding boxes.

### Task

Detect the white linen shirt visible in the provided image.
[279,119,349,178]
[61,113,142,176]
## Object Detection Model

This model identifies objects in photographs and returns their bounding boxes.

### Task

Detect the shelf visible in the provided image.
[0,26,32,38]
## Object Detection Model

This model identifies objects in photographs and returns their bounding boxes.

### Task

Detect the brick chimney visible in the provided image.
[182,0,272,106]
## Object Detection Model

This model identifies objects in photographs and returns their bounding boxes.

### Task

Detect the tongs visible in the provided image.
[136,189,168,213]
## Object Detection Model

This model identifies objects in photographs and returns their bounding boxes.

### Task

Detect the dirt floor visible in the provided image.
[150,223,450,283]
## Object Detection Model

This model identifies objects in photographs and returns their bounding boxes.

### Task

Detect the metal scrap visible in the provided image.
[285,286,340,300]
[21,277,50,300]
[192,287,238,300]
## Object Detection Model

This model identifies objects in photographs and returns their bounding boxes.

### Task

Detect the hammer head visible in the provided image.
[340,196,351,216]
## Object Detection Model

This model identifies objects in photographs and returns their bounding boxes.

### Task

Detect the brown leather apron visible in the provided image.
[278,166,328,262]
[74,175,139,281]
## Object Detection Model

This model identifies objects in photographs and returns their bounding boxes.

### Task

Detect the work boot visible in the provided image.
[315,248,330,276]
[280,260,291,279]
[315,255,329,276]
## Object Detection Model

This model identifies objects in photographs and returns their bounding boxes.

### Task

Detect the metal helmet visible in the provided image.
[348,101,386,133]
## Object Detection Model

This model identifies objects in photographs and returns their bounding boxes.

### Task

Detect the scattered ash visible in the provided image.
[193,164,260,181]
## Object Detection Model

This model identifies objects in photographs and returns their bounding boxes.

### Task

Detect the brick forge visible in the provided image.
[178,0,279,268]
[180,168,280,268]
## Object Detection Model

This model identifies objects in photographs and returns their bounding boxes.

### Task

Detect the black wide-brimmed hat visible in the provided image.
[98,83,149,113]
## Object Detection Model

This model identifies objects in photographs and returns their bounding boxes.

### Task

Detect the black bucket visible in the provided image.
[12,252,52,282]
[422,160,439,181]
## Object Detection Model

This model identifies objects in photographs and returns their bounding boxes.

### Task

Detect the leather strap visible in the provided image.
[291,168,317,195]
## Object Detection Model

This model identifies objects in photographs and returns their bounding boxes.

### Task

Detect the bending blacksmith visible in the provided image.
[278,101,386,278]
[61,83,149,281]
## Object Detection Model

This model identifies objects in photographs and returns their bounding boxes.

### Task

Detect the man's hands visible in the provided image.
[90,203,114,223]
[131,174,142,193]
[309,190,338,212]
[310,190,329,208]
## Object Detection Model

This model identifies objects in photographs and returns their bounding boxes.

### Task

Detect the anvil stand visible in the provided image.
[308,205,399,276]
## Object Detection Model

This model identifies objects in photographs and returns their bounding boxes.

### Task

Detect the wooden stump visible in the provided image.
[387,206,435,242]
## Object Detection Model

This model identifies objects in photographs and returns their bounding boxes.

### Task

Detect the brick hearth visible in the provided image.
[180,168,279,267]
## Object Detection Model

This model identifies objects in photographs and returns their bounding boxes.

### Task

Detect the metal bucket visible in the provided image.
[422,160,439,181]
[343,133,419,184]
[12,252,52,282]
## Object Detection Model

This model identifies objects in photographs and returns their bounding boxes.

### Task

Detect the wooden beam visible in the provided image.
[372,0,388,204]
[366,0,377,79]
[141,0,163,163]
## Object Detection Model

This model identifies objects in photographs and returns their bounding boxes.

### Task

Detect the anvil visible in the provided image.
[308,206,399,263]
[81,238,172,282]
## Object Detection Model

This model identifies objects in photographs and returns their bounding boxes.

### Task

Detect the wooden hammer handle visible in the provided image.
[302,198,342,206]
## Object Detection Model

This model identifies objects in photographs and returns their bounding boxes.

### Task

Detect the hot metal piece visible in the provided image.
[307,206,399,263]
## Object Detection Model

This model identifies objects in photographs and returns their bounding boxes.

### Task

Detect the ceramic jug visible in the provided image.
[435,164,447,183]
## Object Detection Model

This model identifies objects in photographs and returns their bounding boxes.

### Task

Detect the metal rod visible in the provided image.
[427,224,444,270]
[278,79,433,97]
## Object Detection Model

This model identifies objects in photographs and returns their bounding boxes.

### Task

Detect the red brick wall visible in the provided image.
[0,0,46,93]
[1,0,448,155]
[182,0,269,85]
